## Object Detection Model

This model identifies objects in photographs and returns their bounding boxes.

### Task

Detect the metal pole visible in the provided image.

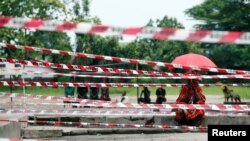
[136,64,139,104]
[10,75,12,93]
[23,50,26,107]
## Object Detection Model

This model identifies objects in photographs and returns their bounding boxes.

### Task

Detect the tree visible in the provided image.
[186,0,250,31]
[129,16,202,71]
[0,0,72,63]
[186,0,250,69]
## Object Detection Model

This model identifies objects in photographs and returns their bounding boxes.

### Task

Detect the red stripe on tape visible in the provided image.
[89,25,109,33]
[0,16,12,26]
[56,22,78,31]
[123,27,142,35]
[153,28,176,40]
[22,19,43,28]
[219,32,243,43]
[186,30,211,41]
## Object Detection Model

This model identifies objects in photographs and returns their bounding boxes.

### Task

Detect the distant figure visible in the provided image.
[155,87,166,104]
[100,87,111,101]
[121,91,129,103]
[65,77,75,97]
[65,86,75,97]
[139,87,151,104]
[77,87,88,99]
[175,79,206,126]
[90,87,99,100]
[221,85,241,102]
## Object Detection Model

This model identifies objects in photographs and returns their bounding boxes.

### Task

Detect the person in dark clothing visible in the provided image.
[65,87,75,97]
[77,87,88,99]
[139,87,151,103]
[90,87,99,100]
[64,77,75,97]
[155,87,166,104]
[100,87,111,101]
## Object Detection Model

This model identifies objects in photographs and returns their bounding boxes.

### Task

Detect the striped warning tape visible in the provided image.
[0,138,62,141]
[4,100,249,112]
[2,42,250,75]
[2,67,250,80]
[0,109,248,117]
[22,70,250,79]
[0,16,250,44]
[0,92,108,104]
[0,58,179,77]
[1,81,250,88]
[0,119,207,131]
[0,109,173,116]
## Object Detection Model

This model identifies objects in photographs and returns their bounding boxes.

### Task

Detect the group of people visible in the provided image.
[139,87,167,104]
[64,77,111,101]
[65,74,207,127]
[65,86,111,101]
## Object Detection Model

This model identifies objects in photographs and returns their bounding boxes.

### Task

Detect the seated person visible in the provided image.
[155,87,166,104]
[139,87,151,104]
[100,87,111,101]
[121,91,129,103]
[89,87,99,100]
[65,86,75,97]
[77,87,88,99]
[175,79,206,126]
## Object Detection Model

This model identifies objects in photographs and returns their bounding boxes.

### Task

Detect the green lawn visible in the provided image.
[1,86,250,99]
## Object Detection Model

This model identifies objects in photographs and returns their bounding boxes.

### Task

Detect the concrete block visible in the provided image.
[63,129,88,135]
[0,122,21,138]
[22,128,62,138]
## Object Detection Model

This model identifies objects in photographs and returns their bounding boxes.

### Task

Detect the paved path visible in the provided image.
[55,133,207,141]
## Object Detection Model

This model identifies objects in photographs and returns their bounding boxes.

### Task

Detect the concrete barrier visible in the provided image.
[22,128,62,138]
[29,114,250,126]
[0,122,21,138]
[0,115,27,138]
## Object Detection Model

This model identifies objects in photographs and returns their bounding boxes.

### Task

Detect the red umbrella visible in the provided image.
[171,53,217,68]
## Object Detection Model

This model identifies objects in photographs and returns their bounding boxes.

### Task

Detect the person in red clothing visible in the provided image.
[175,77,206,126]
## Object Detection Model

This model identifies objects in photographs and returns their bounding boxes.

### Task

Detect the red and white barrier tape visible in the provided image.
[0,109,173,116]
[0,119,207,131]
[0,109,248,117]
[6,100,249,112]
[0,81,250,88]
[16,69,186,79]
[2,43,250,75]
[3,67,250,80]
[1,81,250,88]
[0,92,109,104]
[0,16,250,44]
[23,70,250,79]
[0,58,179,77]
[0,138,61,141]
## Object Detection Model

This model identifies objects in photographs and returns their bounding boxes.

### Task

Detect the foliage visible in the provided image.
[126,16,202,72]
[0,0,71,64]
[186,0,250,70]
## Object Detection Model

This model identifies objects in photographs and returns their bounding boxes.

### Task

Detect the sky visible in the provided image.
[90,0,204,29]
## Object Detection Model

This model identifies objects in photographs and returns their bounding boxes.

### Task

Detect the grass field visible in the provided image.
[1,86,250,99]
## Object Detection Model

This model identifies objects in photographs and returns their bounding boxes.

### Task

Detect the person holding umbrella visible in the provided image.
[175,71,206,126]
